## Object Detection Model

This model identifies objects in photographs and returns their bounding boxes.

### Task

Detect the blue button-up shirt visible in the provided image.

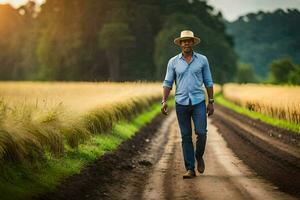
[162,52,213,106]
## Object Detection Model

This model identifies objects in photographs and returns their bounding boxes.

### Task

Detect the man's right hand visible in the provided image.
[161,102,168,115]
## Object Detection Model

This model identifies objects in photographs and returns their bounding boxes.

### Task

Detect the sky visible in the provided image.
[208,0,300,21]
[0,0,300,22]
[0,0,44,7]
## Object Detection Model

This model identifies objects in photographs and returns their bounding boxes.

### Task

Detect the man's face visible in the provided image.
[180,38,194,54]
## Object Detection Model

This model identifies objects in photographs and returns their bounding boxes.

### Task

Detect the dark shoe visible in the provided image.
[195,134,207,174]
[197,157,205,174]
[183,170,196,179]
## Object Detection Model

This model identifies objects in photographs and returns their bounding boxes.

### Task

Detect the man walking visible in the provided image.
[161,30,214,179]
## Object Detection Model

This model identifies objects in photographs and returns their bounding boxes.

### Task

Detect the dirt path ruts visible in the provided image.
[212,104,300,197]
[141,111,297,200]
[34,113,170,200]
[35,105,300,200]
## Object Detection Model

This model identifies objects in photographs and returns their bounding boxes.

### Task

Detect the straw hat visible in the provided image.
[174,30,201,46]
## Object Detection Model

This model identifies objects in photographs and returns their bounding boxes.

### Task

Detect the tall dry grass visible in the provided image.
[223,83,300,124]
[0,81,164,163]
[213,84,221,95]
[0,81,220,164]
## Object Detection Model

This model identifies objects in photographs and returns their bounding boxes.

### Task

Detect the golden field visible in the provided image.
[0,81,164,163]
[0,81,220,163]
[223,83,300,124]
[0,81,163,114]
[213,84,221,95]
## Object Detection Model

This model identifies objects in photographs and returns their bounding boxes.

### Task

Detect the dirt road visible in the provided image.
[37,105,299,200]
[138,112,297,200]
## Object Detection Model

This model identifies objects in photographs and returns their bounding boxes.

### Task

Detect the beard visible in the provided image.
[183,46,192,54]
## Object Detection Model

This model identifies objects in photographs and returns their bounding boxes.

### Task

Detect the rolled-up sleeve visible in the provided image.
[202,57,213,87]
[162,59,175,89]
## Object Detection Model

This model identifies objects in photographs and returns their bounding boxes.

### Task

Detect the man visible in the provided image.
[161,30,214,179]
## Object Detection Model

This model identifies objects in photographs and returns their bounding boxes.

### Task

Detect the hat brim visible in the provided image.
[174,36,201,46]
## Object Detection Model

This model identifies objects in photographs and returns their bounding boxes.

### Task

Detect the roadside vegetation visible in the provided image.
[217,83,300,133]
[0,82,171,200]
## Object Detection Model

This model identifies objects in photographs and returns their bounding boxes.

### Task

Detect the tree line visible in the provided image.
[226,9,300,79]
[0,0,237,83]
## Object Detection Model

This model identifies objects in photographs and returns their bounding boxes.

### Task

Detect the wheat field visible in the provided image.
[0,81,164,113]
[0,81,220,163]
[223,83,300,124]
[0,81,165,163]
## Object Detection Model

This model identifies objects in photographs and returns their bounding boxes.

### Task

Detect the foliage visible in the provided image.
[0,101,165,200]
[0,0,237,83]
[216,94,300,133]
[223,83,300,125]
[98,22,135,81]
[268,57,300,85]
[226,9,300,78]
[236,62,257,83]
[98,22,135,50]
[0,82,163,163]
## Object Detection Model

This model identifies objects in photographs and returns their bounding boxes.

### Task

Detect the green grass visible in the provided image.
[215,94,300,133]
[0,100,173,200]
[0,95,162,164]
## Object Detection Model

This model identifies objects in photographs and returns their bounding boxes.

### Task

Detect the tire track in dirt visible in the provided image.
[212,104,300,197]
[35,105,299,200]
[141,112,298,200]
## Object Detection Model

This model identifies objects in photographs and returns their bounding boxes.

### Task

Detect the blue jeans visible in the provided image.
[175,99,207,171]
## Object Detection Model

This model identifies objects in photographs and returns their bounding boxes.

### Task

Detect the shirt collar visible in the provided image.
[179,51,198,59]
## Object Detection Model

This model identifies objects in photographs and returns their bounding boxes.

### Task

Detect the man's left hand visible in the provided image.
[207,103,214,116]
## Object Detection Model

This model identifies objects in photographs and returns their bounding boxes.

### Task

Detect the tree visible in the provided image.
[0,0,236,82]
[17,1,40,80]
[227,9,300,78]
[36,0,83,80]
[268,57,299,84]
[124,3,162,81]
[0,4,24,80]
[98,22,135,81]
[236,63,257,83]
[289,64,300,85]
